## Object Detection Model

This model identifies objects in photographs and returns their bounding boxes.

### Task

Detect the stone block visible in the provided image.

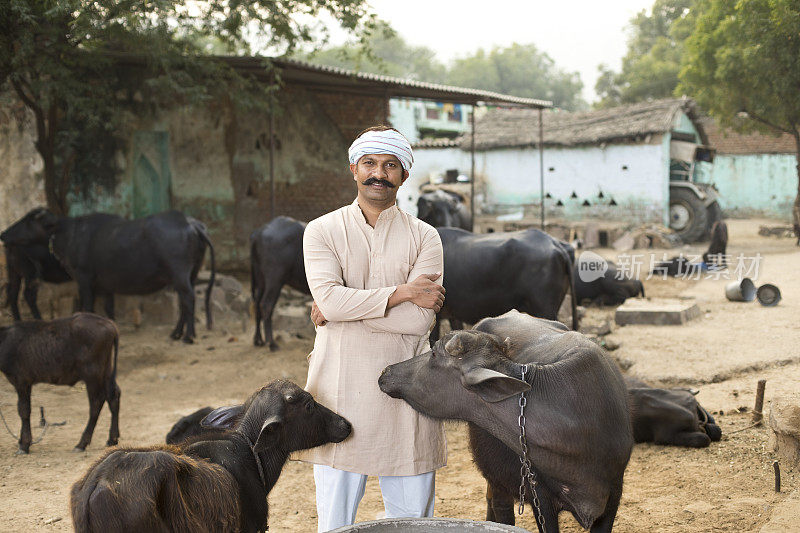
[274,303,315,338]
[615,298,701,326]
[769,393,800,468]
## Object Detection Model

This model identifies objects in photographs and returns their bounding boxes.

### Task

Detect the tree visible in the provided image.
[595,0,695,108]
[0,0,377,214]
[447,43,586,111]
[299,22,447,84]
[678,0,800,237]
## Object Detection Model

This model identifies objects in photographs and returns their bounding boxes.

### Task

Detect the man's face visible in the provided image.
[351,153,409,204]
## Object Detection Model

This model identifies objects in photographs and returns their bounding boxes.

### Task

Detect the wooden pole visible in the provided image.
[470,105,476,232]
[539,107,545,230]
[753,379,766,423]
[773,461,781,492]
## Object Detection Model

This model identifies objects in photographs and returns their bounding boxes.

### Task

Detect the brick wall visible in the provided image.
[311,90,389,143]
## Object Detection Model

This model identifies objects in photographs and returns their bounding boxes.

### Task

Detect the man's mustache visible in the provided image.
[362,177,396,188]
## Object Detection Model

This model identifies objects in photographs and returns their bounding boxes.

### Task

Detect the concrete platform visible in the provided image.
[615,297,701,326]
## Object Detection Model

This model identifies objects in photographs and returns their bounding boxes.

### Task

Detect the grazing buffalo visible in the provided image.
[0,313,120,453]
[0,208,215,343]
[380,310,632,532]
[250,217,310,350]
[434,228,577,342]
[625,376,721,447]
[417,190,472,230]
[574,260,644,306]
[3,242,71,320]
[71,380,351,533]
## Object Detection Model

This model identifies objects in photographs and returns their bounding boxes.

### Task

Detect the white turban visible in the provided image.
[348,129,413,171]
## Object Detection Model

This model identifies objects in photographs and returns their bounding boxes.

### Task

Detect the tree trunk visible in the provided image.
[11,79,68,215]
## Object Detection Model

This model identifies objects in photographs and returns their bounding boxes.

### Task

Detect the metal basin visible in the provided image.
[330,518,531,532]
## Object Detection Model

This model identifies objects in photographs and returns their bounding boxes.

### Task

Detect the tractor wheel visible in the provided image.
[669,187,708,243]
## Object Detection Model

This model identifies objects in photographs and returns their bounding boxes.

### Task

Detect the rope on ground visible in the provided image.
[727,421,762,435]
[0,405,65,445]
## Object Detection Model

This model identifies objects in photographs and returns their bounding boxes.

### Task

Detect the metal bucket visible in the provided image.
[330,518,531,532]
[725,278,756,302]
[756,284,782,306]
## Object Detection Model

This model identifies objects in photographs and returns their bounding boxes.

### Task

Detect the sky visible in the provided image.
[359,0,656,103]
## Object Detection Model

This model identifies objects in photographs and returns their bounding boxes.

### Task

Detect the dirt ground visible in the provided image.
[1,218,798,532]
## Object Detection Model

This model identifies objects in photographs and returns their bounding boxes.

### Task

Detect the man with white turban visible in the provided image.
[294,126,447,532]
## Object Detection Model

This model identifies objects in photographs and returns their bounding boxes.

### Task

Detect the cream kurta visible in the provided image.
[294,199,447,476]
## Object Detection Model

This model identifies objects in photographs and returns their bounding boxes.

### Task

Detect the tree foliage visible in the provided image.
[0,0,378,213]
[302,37,586,111]
[300,22,448,84]
[678,0,800,225]
[447,44,586,111]
[595,0,695,108]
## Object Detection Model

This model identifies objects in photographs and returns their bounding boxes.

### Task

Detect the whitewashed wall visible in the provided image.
[406,138,669,224]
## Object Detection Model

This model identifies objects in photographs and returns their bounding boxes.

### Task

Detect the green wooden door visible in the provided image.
[132,131,172,218]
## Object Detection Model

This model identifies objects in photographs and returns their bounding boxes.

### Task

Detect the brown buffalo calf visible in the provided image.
[0,312,120,453]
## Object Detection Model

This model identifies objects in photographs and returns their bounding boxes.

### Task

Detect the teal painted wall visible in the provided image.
[708,154,797,216]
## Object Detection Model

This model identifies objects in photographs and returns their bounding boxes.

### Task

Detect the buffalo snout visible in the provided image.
[328,416,352,443]
[378,365,403,399]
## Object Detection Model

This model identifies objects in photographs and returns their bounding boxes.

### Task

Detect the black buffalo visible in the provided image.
[417,190,471,230]
[574,260,644,306]
[3,242,71,320]
[250,217,310,350]
[379,310,632,532]
[625,376,721,447]
[0,208,215,343]
[434,227,578,342]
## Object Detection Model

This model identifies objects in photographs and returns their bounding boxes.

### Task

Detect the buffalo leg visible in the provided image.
[15,383,32,454]
[174,280,196,343]
[259,285,282,351]
[22,277,43,320]
[103,294,115,320]
[170,313,186,340]
[252,284,265,346]
[529,483,559,533]
[485,483,515,525]
[76,383,105,451]
[7,271,23,321]
[657,430,711,448]
[590,484,622,533]
[76,279,95,313]
[106,382,121,446]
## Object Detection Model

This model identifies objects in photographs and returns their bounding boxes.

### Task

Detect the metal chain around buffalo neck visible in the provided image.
[517,364,545,529]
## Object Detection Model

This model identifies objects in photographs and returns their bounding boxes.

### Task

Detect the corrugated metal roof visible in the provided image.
[221,56,552,108]
[457,97,705,150]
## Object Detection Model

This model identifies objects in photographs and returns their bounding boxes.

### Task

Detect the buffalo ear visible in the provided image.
[462,367,531,403]
[253,415,283,452]
[200,405,244,429]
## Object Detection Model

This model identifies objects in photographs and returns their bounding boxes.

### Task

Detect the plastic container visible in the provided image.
[756,284,781,306]
[330,518,530,532]
[725,278,756,302]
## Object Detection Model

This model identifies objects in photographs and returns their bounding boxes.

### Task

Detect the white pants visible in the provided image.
[313,464,435,532]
